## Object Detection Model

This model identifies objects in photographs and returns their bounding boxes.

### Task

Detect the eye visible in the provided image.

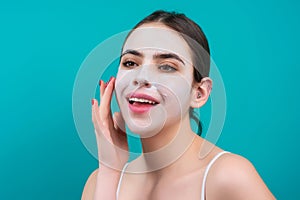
[122,60,138,68]
[158,64,177,72]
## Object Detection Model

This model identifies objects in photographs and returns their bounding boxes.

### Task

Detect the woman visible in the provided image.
[82,10,275,200]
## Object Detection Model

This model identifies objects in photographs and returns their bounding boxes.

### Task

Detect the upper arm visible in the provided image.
[81,169,99,200]
[206,153,275,200]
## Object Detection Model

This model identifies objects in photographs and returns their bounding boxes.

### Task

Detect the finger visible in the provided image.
[99,77,115,120]
[101,77,115,105]
[99,77,112,99]
[91,99,101,130]
[113,112,126,134]
[99,80,105,99]
[92,98,112,141]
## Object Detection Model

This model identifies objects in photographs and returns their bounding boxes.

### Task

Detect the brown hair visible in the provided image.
[122,10,211,135]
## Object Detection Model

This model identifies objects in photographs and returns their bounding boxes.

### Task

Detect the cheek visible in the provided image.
[158,75,192,111]
[115,69,131,97]
[159,73,192,97]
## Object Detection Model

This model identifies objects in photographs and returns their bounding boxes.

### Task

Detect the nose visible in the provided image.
[132,64,152,88]
[133,79,151,87]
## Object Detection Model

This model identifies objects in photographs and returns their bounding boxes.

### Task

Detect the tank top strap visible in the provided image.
[200,151,230,200]
[116,162,130,200]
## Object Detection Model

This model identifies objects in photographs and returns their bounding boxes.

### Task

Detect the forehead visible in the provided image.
[123,23,193,63]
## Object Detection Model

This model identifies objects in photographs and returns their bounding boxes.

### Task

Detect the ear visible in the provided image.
[190,77,212,108]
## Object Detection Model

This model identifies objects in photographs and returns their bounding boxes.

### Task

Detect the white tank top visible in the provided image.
[116,151,230,200]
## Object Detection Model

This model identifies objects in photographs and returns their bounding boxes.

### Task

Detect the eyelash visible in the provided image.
[122,60,138,68]
[122,60,177,72]
[158,64,177,72]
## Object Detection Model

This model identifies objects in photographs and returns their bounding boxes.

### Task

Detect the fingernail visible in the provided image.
[99,80,102,86]
[91,99,94,105]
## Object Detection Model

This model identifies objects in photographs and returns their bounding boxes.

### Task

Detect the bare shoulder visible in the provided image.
[81,169,99,200]
[206,153,275,200]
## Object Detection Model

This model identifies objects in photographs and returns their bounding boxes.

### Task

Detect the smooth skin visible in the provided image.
[83,78,129,200]
[82,23,275,200]
[82,79,275,200]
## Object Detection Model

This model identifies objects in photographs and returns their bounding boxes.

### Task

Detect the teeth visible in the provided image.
[129,97,157,105]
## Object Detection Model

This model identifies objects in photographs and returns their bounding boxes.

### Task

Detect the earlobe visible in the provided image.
[190,77,212,108]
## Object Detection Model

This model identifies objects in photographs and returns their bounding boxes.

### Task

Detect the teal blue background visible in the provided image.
[1,0,299,199]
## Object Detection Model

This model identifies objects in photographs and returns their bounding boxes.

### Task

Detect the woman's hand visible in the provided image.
[92,77,129,170]
[87,78,128,200]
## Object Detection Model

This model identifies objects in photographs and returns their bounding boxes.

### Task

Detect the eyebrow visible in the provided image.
[121,49,143,58]
[121,49,185,65]
[154,53,185,65]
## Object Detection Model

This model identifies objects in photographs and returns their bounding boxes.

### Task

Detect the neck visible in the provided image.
[141,114,193,152]
[127,115,197,173]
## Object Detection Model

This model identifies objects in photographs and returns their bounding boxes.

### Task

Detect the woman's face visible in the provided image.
[115,23,195,137]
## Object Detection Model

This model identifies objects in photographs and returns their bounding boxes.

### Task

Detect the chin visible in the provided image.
[125,114,166,138]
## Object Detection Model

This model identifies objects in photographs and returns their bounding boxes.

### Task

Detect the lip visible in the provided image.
[126,92,160,114]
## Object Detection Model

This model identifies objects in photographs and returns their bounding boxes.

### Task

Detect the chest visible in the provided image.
[118,170,204,200]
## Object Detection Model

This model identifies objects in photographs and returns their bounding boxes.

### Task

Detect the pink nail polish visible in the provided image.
[91,99,94,105]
